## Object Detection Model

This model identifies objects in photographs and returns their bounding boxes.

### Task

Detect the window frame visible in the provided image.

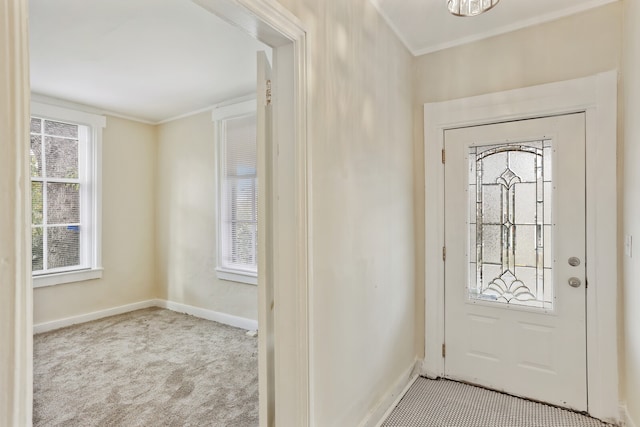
[212,98,258,286]
[30,102,106,288]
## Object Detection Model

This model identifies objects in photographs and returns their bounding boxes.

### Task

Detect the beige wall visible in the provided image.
[413,3,639,423]
[273,0,415,425]
[33,110,260,324]
[623,0,640,423]
[412,3,622,104]
[412,2,623,370]
[26,1,418,421]
[21,2,634,426]
[33,116,157,324]
[155,111,258,320]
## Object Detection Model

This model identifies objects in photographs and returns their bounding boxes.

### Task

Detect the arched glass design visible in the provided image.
[468,140,553,309]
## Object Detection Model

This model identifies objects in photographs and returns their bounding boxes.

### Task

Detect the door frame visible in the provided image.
[143,2,313,425]
[1,0,311,426]
[422,71,618,423]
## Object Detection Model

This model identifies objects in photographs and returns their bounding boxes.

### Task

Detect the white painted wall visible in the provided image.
[33,116,157,324]
[413,0,623,383]
[622,0,640,424]
[155,111,258,321]
[270,0,415,425]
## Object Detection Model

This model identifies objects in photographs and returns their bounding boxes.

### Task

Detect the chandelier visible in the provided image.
[447,0,500,17]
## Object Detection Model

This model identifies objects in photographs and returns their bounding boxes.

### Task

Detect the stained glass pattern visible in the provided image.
[468,140,553,309]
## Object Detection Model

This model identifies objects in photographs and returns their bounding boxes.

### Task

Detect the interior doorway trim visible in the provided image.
[192,1,310,426]
[0,0,33,425]
[3,0,310,425]
[422,71,618,423]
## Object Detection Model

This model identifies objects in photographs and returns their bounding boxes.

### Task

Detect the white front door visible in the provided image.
[444,114,587,410]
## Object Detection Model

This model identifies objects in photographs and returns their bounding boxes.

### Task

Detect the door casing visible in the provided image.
[422,71,619,423]
[2,0,311,426]
[193,2,311,426]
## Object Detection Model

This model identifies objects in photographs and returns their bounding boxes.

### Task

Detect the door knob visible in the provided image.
[568,257,581,267]
[568,277,582,288]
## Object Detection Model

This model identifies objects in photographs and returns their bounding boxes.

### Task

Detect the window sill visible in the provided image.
[33,268,103,288]
[216,268,257,285]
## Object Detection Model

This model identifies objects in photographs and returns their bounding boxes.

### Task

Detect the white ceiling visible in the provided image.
[370,0,619,56]
[31,0,618,122]
[29,0,270,123]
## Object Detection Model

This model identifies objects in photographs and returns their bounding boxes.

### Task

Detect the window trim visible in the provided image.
[212,98,258,285]
[30,102,106,288]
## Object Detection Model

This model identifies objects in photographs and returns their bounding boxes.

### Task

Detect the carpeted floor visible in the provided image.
[33,307,258,427]
[382,377,613,427]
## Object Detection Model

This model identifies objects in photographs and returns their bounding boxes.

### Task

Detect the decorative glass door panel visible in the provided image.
[468,140,553,309]
[444,114,586,411]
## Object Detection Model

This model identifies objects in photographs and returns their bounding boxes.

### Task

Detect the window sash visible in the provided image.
[216,107,258,279]
[30,116,91,275]
[30,101,106,287]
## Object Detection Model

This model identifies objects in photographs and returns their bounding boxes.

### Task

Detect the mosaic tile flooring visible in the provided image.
[382,377,612,427]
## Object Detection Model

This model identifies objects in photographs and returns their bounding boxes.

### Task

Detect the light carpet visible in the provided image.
[34,307,258,426]
[382,377,612,427]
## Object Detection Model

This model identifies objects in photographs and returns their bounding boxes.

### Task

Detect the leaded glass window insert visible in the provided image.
[468,140,553,309]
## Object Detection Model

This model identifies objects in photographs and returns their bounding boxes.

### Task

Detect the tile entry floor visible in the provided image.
[382,377,613,427]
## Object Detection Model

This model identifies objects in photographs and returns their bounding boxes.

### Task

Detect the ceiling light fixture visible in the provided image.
[447,0,500,17]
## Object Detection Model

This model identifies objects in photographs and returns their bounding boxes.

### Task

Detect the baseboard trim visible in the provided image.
[374,373,419,427]
[34,299,258,334]
[621,403,638,427]
[33,300,157,334]
[357,359,421,427]
[156,300,258,331]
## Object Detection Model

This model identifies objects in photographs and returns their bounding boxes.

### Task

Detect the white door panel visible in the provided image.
[444,114,587,410]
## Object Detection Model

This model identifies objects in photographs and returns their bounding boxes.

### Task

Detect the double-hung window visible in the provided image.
[213,100,258,285]
[30,102,105,287]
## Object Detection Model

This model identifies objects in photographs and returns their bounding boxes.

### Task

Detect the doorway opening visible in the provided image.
[24,0,309,425]
[423,72,619,423]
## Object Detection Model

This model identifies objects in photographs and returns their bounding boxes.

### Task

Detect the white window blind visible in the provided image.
[221,113,258,275]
